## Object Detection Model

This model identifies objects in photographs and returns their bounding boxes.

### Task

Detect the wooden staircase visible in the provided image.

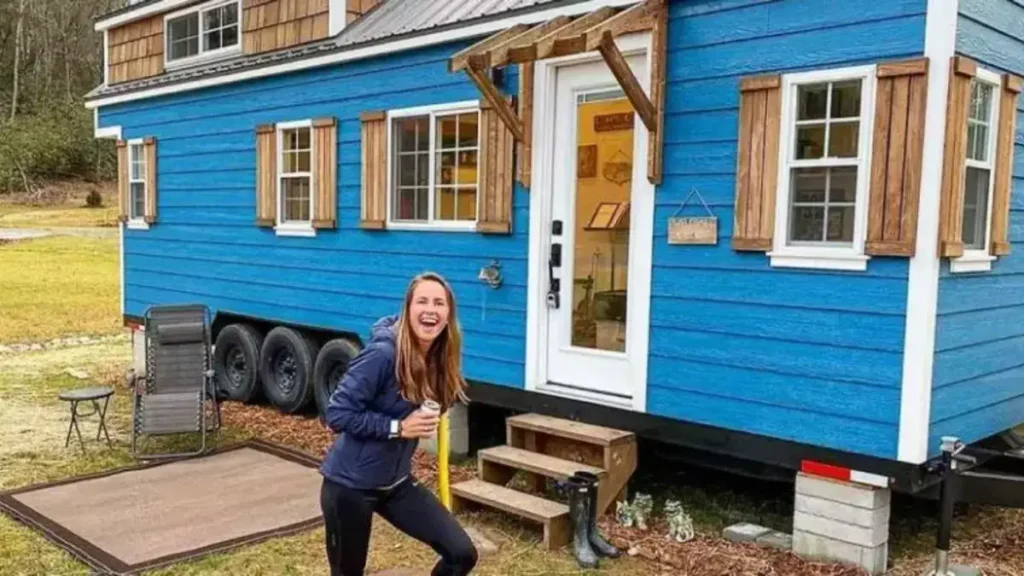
[451,413,637,550]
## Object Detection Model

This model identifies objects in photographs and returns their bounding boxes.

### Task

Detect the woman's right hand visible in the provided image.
[400,410,439,439]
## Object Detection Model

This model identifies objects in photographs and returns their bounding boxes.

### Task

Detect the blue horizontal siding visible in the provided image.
[645,0,924,460]
[930,0,1024,456]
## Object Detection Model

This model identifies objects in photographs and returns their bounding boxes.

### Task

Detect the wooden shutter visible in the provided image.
[478,97,515,234]
[360,111,387,229]
[116,140,129,223]
[991,74,1022,256]
[732,74,782,251]
[312,117,338,229]
[938,56,977,258]
[866,58,929,256]
[255,124,277,227]
[516,63,534,188]
[143,137,158,224]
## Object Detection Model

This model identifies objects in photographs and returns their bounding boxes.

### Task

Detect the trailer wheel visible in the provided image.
[213,323,263,403]
[313,338,362,422]
[259,326,319,414]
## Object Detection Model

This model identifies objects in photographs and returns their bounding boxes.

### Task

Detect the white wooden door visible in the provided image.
[532,47,653,410]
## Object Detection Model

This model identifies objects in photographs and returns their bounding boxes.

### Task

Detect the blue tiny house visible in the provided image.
[89,0,1023,487]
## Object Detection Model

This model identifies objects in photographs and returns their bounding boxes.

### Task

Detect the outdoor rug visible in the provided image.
[0,439,324,575]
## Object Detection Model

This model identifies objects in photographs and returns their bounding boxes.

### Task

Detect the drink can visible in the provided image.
[420,400,441,416]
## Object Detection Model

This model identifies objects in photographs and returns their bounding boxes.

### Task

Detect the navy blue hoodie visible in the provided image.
[320,315,420,490]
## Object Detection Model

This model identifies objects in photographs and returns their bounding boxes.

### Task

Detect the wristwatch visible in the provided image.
[389,419,401,439]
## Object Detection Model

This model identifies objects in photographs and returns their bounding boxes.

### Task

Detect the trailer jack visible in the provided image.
[924,434,1024,576]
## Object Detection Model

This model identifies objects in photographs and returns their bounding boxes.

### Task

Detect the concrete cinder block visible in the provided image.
[755,530,793,550]
[723,523,772,543]
[793,529,887,575]
[796,472,890,510]
[793,510,888,548]
[796,493,891,529]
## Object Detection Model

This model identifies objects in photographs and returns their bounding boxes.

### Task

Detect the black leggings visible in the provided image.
[320,477,477,576]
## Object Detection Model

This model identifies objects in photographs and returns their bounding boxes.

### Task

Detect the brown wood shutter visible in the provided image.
[360,111,387,229]
[255,124,277,226]
[477,97,515,234]
[312,117,338,229]
[116,140,129,222]
[516,63,534,189]
[938,56,977,258]
[991,74,1023,256]
[732,74,782,251]
[866,58,929,256]
[143,137,158,224]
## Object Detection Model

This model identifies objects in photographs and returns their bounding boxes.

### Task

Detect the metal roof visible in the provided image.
[86,0,593,102]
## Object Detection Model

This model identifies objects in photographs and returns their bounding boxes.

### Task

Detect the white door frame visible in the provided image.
[524,31,654,413]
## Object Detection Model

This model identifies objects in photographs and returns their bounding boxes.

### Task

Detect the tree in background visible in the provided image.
[0,0,124,195]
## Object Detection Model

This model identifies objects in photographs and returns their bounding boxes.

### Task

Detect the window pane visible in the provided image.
[224,3,238,25]
[970,82,993,123]
[826,205,855,242]
[396,118,422,151]
[204,6,221,29]
[962,166,990,249]
[282,151,296,173]
[828,121,859,158]
[395,188,416,220]
[297,127,311,150]
[187,37,199,57]
[969,123,989,162]
[282,177,310,221]
[790,206,825,242]
[297,150,311,172]
[458,113,478,147]
[130,183,145,218]
[415,188,429,220]
[438,116,458,149]
[416,154,428,187]
[456,188,477,220]
[437,152,455,185]
[795,124,826,159]
[457,151,477,184]
[792,168,826,203]
[170,39,196,60]
[830,81,862,118]
[398,155,417,186]
[205,30,222,51]
[222,24,238,47]
[168,15,197,41]
[798,84,828,120]
[830,167,857,203]
[436,187,455,220]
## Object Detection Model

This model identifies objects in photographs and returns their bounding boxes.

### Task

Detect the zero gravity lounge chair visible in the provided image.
[131,304,220,460]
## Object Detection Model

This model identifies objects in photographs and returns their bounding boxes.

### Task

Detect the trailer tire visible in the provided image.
[259,326,318,414]
[213,323,263,403]
[313,338,362,422]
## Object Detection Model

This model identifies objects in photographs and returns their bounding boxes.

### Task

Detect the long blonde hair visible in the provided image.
[394,272,469,411]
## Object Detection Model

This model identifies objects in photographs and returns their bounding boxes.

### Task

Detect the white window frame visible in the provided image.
[385,100,481,232]
[126,138,149,230]
[769,64,878,272]
[275,119,316,238]
[950,67,1002,274]
[163,0,241,70]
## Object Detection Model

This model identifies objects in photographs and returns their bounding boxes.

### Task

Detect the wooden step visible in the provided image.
[450,479,569,550]
[507,413,633,446]
[479,445,605,483]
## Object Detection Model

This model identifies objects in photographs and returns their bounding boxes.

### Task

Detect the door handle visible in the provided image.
[547,243,561,309]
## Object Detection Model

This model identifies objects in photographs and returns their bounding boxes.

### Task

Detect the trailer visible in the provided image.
[86,0,1024,573]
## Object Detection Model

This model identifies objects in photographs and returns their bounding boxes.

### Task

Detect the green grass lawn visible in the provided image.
[0,236,121,344]
[0,205,118,228]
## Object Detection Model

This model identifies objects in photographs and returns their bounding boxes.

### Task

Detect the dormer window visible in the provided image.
[165,0,241,67]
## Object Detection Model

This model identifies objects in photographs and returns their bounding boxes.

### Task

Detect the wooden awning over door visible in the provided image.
[448,0,668,184]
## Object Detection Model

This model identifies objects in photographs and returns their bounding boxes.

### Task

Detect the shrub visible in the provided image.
[85,189,103,207]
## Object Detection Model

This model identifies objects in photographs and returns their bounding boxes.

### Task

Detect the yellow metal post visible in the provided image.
[437,412,451,509]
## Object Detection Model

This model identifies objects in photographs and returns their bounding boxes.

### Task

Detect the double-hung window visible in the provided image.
[387,102,480,230]
[165,0,240,67]
[128,140,147,228]
[276,121,314,236]
[951,70,1001,273]
[771,65,876,271]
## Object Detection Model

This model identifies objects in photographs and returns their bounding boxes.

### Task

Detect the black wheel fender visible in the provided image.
[313,338,362,422]
[212,323,263,403]
[258,326,319,414]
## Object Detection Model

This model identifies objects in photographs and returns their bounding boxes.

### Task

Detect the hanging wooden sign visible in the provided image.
[668,188,718,245]
[594,112,634,132]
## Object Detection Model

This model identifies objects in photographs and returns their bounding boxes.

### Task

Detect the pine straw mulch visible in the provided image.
[218,400,1024,575]
[218,401,476,486]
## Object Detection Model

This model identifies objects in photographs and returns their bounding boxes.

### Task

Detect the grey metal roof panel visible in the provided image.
[86,0,592,102]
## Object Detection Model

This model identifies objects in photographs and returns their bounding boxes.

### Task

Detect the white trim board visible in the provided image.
[96,0,201,31]
[897,0,958,464]
[85,0,641,110]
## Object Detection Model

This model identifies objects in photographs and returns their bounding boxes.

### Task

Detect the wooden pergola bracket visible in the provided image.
[450,24,530,73]
[597,31,657,132]
[466,59,525,142]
